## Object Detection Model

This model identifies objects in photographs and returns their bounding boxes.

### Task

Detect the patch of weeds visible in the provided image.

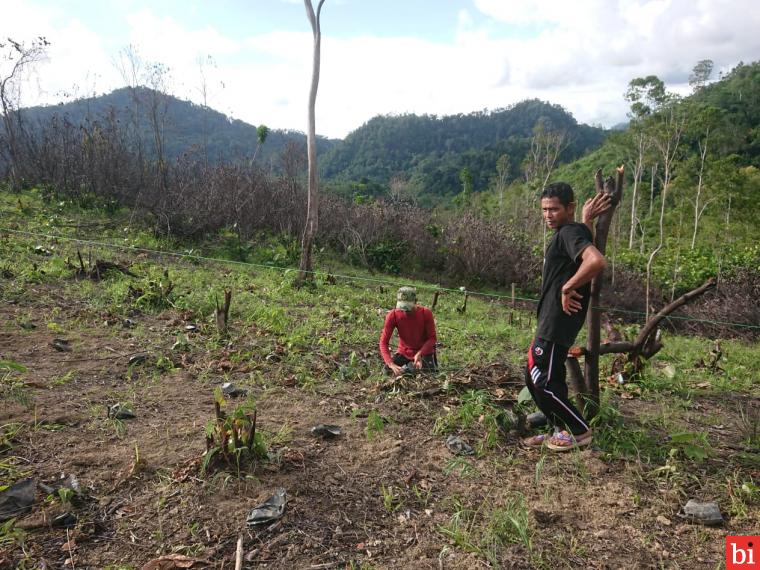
[0,359,32,409]
[726,472,759,519]
[51,370,76,386]
[411,483,432,508]
[154,355,177,373]
[0,455,31,483]
[439,494,534,566]
[106,417,127,438]
[589,390,663,462]
[337,351,371,382]
[365,410,386,440]
[738,402,759,449]
[57,486,75,507]
[380,484,404,513]
[482,492,533,556]
[0,518,26,554]
[666,431,711,462]
[433,389,506,453]
[263,424,294,447]
[438,498,480,554]
[0,422,24,452]
[443,456,480,478]
[127,270,176,311]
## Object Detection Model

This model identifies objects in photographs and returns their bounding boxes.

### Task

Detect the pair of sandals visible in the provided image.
[523,430,592,452]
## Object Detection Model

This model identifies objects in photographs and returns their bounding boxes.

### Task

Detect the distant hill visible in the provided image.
[17,89,609,202]
[320,99,608,201]
[19,87,339,167]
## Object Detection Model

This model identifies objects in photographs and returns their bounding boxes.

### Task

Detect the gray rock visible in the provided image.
[311,424,342,438]
[128,354,147,366]
[51,338,71,352]
[446,435,475,456]
[221,382,248,398]
[108,403,136,420]
[247,488,287,526]
[683,500,723,525]
[0,478,36,522]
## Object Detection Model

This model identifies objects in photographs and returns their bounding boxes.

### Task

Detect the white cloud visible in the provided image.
[3,0,760,138]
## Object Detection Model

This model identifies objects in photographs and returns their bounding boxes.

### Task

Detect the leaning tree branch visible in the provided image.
[578,277,716,359]
[630,277,716,356]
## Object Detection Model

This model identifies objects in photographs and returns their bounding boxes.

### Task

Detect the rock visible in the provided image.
[682,500,723,526]
[221,382,248,398]
[108,403,136,420]
[526,412,547,428]
[51,338,71,352]
[0,478,36,522]
[311,424,342,438]
[532,509,561,526]
[128,354,147,366]
[656,515,672,526]
[445,435,475,456]
[246,488,287,526]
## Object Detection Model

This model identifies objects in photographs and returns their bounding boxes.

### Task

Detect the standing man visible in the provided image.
[523,183,610,451]
[380,286,438,375]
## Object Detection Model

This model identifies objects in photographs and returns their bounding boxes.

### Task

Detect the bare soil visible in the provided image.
[0,286,757,569]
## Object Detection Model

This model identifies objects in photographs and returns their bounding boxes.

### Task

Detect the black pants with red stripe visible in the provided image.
[525,338,589,436]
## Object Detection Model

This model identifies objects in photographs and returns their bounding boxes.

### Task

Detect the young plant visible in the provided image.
[202,390,267,476]
[365,410,385,441]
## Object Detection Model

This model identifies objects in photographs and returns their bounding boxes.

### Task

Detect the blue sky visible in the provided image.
[4,0,760,138]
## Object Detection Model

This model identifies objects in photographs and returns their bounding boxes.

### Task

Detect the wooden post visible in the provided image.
[583,167,624,417]
[431,290,440,311]
[215,290,232,334]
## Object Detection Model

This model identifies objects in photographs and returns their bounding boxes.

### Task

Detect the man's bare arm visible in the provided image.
[561,245,607,315]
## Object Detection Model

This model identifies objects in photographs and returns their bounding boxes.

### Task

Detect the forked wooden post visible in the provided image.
[582,166,624,417]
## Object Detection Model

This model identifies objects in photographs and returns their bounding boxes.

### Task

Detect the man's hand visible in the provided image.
[561,289,583,315]
[389,363,403,376]
[413,354,423,369]
[582,193,612,225]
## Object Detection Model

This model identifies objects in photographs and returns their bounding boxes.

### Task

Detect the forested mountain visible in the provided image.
[320,99,608,201]
[19,87,339,166]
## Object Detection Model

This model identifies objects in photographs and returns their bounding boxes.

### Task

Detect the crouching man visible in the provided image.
[379,286,438,375]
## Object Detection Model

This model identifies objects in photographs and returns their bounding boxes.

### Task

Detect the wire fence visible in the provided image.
[2,226,759,333]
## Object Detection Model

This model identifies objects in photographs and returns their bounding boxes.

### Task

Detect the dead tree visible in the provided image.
[575,167,624,416]
[297,0,326,284]
[215,290,232,334]
[568,277,716,402]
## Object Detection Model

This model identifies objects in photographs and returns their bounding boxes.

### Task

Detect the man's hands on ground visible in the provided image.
[413,354,423,369]
[582,193,612,224]
[562,289,583,315]
[389,363,403,375]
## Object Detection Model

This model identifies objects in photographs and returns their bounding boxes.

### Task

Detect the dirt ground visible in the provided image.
[1,285,757,569]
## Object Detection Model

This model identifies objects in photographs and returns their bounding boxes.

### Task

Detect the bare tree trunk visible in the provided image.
[628,132,646,249]
[582,167,624,417]
[646,107,685,320]
[691,128,709,249]
[297,0,326,284]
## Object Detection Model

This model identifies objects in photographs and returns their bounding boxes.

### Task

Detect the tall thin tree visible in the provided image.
[298,0,326,284]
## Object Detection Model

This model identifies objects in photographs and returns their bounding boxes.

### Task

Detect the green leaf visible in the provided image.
[517,386,532,406]
[669,432,697,444]
[0,360,27,373]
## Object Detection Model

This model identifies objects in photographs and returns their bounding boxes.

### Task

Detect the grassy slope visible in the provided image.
[1,190,758,568]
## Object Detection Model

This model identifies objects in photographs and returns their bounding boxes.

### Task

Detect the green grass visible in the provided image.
[3,188,760,567]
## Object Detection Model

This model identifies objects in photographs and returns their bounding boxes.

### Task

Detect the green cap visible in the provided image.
[396,286,417,311]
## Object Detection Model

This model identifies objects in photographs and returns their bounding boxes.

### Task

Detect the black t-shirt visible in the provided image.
[535,222,593,347]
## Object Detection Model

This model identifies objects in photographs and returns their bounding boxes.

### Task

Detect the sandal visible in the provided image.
[546,430,592,452]
[521,433,550,448]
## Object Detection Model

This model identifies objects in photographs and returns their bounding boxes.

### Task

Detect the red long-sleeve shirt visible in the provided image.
[379,306,437,366]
